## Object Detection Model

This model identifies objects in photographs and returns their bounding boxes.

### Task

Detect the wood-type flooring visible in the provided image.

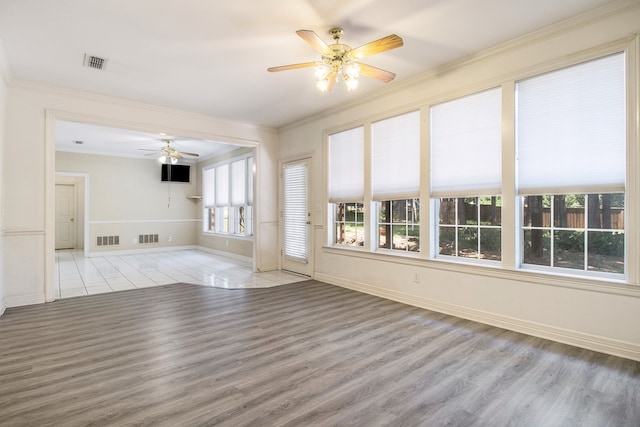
[1,281,639,426]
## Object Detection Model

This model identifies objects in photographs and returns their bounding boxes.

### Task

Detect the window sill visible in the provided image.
[202,231,253,241]
[321,245,640,298]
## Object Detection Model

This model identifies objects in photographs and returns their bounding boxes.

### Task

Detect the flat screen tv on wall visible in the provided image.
[161,164,191,183]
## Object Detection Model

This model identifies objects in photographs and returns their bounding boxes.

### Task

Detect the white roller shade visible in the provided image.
[215,164,229,207]
[371,111,420,201]
[202,167,215,208]
[517,53,625,194]
[247,157,254,206]
[431,87,502,197]
[231,159,246,206]
[328,126,364,203]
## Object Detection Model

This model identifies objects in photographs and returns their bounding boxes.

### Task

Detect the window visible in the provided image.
[322,50,629,281]
[431,88,502,261]
[202,167,215,232]
[522,194,624,273]
[334,202,365,246]
[202,155,253,236]
[379,199,420,252]
[214,164,230,234]
[328,127,365,246]
[438,197,502,260]
[517,53,625,275]
[208,208,215,232]
[238,206,253,235]
[371,111,421,252]
[231,158,250,235]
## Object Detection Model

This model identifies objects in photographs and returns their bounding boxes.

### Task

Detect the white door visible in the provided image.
[281,159,312,276]
[55,184,76,250]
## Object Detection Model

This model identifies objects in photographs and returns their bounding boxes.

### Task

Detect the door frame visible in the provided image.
[55,172,89,256]
[279,156,314,277]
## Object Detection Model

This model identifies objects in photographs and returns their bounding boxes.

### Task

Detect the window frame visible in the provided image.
[377,198,421,253]
[520,193,625,278]
[202,153,254,238]
[436,196,502,263]
[331,202,366,247]
[429,87,503,265]
[322,43,634,285]
[515,53,627,279]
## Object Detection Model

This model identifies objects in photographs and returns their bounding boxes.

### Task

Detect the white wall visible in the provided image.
[2,82,279,307]
[56,152,198,253]
[278,1,640,360]
[0,42,7,315]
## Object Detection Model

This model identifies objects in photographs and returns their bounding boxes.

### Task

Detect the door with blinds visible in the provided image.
[281,159,312,276]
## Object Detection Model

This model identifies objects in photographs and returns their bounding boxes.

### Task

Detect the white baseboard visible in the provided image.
[86,245,253,264]
[195,246,253,263]
[0,297,6,316]
[5,293,46,308]
[87,245,197,257]
[315,272,640,362]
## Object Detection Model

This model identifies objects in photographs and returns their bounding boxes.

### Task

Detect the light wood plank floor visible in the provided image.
[1,281,639,426]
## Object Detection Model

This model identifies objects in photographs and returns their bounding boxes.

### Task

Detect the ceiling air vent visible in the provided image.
[83,54,107,70]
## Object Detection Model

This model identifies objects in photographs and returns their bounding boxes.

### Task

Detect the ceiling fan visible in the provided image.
[268,28,403,92]
[139,139,199,164]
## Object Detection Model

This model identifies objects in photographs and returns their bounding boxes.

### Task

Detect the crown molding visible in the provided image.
[279,0,640,132]
[8,78,277,136]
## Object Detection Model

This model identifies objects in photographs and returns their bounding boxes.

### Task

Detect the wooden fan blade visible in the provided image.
[296,30,332,55]
[144,152,157,157]
[327,73,337,92]
[138,148,159,152]
[350,34,403,59]
[358,63,396,83]
[178,151,199,157]
[267,62,317,72]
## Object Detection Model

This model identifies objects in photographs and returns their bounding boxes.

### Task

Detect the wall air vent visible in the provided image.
[138,234,159,244]
[83,54,107,70]
[97,236,119,247]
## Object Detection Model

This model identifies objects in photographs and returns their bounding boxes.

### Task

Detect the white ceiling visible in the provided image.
[0,0,618,159]
[55,121,241,162]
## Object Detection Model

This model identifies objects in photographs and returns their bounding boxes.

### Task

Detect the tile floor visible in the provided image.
[55,249,306,299]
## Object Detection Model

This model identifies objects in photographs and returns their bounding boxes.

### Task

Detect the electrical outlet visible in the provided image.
[168,236,172,242]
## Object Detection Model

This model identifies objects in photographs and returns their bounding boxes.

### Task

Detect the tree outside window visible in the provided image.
[378,199,420,252]
[438,197,501,260]
[523,193,624,274]
[334,202,365,246]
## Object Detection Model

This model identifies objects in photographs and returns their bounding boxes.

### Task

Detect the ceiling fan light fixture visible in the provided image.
[344,62,360,79]
[314,63,331,79]
[268,28,402,93]
[344,75,359,91]
[316,77,331,92]
[158,155,178,165]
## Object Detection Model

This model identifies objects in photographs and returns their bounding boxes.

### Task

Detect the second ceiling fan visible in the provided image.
[139,139,199,164]
[268,28,403,92]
